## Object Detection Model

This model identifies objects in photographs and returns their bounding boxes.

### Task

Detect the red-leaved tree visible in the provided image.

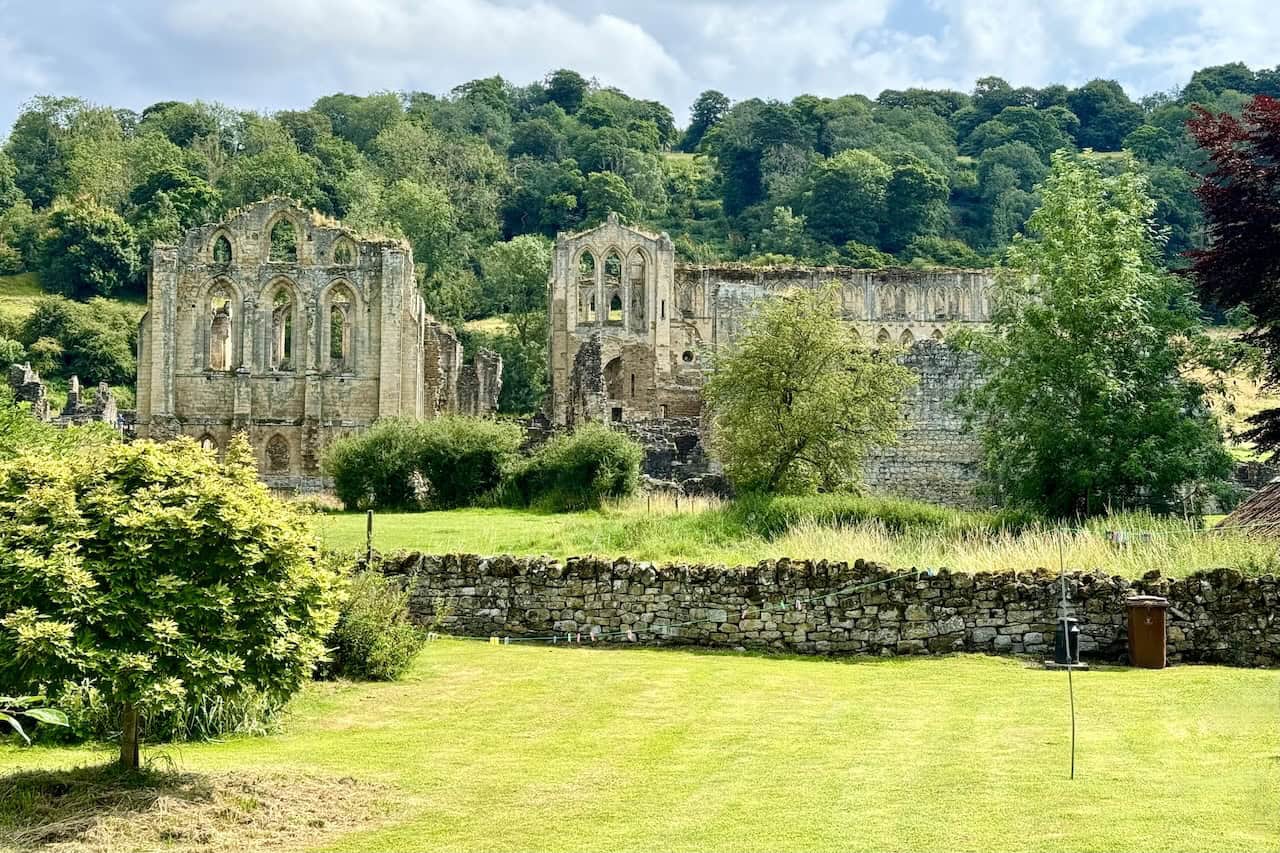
[1188,95,1280,452]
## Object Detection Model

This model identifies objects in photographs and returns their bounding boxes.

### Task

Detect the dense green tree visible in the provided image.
[502,157,583,237]
[882,154,949,252]
[962,106,1074,160]
[479,234,552,346]
[1067,80,1144,151]
[37,202,140,299]
[377,178,458,278]
[0,151,23,213]
[581,171,639,223]
[802,149,891,247]
[704,285,914,493]
[0,436,341,768]
[20,295,140,385]
[4,96,83,207]
[510,118,568,160]
[682,90,731,151]
[312,92,404,150]
[138,101,220,147]
[545,69,589,114]
[961,152,1231,515]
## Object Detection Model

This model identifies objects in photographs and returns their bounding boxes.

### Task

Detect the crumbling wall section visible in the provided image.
[457,348,503,416]
[7,362,50,421]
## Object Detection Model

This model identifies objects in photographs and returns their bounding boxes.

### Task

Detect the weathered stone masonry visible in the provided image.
[546,216,994,505]
[135,198,501,489]
[392,553,1279,668]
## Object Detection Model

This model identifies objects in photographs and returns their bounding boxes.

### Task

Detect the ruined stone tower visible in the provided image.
[135,198,501,489]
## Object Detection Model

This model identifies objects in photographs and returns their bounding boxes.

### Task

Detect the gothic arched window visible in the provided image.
[208,283,235,371]
[270,287,295,370]
[328,286,354,371]
[212,235,232,265]
[266,434,290,473]
[269,219,298,263]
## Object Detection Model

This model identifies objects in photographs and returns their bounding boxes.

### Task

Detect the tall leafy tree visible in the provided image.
[802,149,891,247]
[1187,95,1280,450]
[681,90,731,151]
[1067,80,1143,151]
[704,285,915,493]
[962,152,1232,516]
[37,201,140,299]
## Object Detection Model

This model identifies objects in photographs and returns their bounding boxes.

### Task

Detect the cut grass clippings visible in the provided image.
[0,764,398,853]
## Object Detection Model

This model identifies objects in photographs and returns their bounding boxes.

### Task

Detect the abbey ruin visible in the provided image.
[135,198,501,488]
[547,215,995,505]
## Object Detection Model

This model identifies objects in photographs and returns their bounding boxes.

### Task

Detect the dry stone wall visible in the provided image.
[389,553,1278,668]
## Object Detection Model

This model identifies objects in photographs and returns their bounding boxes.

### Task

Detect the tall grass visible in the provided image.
[553,495,1280,577]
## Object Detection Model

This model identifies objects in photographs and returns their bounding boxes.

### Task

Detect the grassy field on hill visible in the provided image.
[312,495,1280,578]
[2,644,1275,852]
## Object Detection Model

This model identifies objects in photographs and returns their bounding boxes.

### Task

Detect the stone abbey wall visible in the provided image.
[546,217,995,505]
[390,553,1278,668]
[135,198,500,489]
[863,341,984,506]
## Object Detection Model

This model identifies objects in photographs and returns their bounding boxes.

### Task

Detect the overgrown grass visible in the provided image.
[2,644,1275,852]
[313,493,1280,578]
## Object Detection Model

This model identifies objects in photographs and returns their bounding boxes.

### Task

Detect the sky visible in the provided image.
[0,0,1276,133]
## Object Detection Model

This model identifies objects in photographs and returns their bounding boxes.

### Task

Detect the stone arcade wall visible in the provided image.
[390,553,1278,668]
[862,341,984,506]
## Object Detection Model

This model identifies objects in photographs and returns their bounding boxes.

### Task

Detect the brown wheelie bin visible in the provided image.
[1125,595,1169,669]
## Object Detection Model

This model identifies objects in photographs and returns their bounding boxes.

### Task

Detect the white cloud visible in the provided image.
[163,0,685,104]
[0,0,1276,133]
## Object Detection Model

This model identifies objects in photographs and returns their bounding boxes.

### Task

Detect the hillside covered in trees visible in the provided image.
[0,62,1276,412]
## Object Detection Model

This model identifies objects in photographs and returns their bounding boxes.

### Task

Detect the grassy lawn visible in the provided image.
[312,498,1280,577]
[0,271,45,325]
[2,643,1276,852]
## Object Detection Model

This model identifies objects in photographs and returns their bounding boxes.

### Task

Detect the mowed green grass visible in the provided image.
[2,644,1275,852]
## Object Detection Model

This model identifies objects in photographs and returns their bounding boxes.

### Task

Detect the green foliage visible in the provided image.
[0,435,341,765]
[324,416,524,510]
[704,285,916,493]
[327,571,427,681]
[802,150,891,246]
[0,384,119,460]
[582,171,640,224]
[960,152,1233,516]
[36,201,140,299]
[18,295,140,385]
[506,423,643,512]
[0,694,69,745]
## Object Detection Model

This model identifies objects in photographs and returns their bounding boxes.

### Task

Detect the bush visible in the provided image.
[19,295,141,385]
[324,416,524,510]
[0,435,341,768]
[508,423,643,511]
[327,571,427,681]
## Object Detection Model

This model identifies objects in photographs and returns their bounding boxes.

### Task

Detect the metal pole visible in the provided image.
[1059,532,1076,780]
[366,509,373,567]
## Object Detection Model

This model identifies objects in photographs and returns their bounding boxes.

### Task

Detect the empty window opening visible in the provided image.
[660,404,667,419]
[899,329,915,346]
[660,300,665,320]
[271,288,294,370]
[876,328,891,345]
[608,292,623,324]
[578,251,596,283]
[266,434,290,473]
[329,288,354,371]
[269,219,298,263]
[208,285,234,371]
[681,350,694,363]
[932,328,944,341]
[199,434,217,453]
[333,238,355,264]
[630,373,635,397]
[611,406,623,423]
[212,235,232,265]
[583,292,596,323]
[604,252,622,284]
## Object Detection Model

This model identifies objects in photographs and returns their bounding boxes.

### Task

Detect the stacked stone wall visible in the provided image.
[389,553,1278,668]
